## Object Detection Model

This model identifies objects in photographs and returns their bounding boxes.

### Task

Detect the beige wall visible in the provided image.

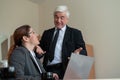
[40,0,120,79]
[0,0,41,36]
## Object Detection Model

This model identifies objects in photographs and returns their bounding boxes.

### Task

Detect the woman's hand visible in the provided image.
[35,46,46,55]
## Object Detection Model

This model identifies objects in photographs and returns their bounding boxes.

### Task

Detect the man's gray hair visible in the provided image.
[54,5,70,18]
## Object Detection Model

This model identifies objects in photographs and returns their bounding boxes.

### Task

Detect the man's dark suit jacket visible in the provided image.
[9,46,46,80]
[40,25,87,75]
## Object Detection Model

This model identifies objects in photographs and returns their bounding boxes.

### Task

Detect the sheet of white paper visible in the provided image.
[63,53,94,79]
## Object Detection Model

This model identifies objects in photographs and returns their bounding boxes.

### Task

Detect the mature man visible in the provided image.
[39,5,87,79]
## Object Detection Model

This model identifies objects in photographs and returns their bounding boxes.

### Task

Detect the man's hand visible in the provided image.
[73,47,83,54]
[53,73,59,80]
[68,47,83,60]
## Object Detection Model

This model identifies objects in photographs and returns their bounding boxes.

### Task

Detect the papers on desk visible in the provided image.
[63,53,94,79]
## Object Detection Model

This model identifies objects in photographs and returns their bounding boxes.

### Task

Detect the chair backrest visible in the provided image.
[86,44,95,79]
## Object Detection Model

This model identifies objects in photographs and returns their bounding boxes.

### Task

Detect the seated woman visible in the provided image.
[7,25,59,80]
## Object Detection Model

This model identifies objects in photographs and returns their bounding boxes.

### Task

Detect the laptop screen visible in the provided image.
[63,53,94,79]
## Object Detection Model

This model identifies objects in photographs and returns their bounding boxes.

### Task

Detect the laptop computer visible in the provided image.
[63,53,94,80]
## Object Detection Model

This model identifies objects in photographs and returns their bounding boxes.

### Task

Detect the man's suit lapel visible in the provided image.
[50,28,55,41]
[46,28,55,48]
[62,26,71,47]
[62,26,71,55]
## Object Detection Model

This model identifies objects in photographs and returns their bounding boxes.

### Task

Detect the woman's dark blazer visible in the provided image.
[9,46,46,80]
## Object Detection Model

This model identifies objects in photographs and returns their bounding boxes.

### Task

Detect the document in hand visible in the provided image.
[63,53,94,79]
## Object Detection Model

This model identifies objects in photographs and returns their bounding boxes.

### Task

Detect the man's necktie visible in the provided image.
[49,29,60,61]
